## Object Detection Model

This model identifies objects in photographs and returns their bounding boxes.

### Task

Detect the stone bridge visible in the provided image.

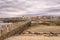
[0,21,31,40]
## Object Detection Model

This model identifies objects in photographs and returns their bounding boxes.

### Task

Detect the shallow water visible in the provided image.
[0,21,12,30]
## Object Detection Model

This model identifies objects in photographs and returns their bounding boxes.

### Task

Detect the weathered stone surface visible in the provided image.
[0,21,31,40]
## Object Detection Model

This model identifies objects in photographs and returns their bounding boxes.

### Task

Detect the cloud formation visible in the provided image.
[0,0,60,18]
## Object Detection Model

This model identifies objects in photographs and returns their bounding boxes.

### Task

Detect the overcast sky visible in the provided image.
[0,0,60,18]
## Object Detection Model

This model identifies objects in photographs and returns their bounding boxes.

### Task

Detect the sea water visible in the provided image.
[0,21,12,30]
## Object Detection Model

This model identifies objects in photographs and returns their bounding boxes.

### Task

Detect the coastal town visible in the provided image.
[0,16,60,40]
[0,0,60,40]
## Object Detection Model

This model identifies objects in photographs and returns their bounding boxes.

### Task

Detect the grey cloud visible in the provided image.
[43,7,60,13]
[0,0,60,18]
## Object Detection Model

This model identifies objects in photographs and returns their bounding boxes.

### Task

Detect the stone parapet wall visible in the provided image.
[0,21,31,40]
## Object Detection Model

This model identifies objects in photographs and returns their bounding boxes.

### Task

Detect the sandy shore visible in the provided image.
[5,35,60,40]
